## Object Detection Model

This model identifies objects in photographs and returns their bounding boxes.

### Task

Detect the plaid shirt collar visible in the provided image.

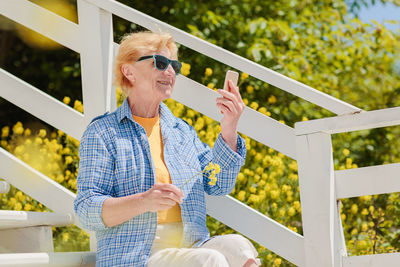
[117,97,178,129]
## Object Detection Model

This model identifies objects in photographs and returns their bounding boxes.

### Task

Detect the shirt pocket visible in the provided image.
[114,138,142,196]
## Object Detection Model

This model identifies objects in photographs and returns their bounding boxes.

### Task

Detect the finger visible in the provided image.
[216,98,237,113]
[217,90,241,111]
[216,103,229,114]
[160,198,177,207]
[228,80,240,97]
[161,191,183,204]
[227,80,244,104]
[156,183,184,198]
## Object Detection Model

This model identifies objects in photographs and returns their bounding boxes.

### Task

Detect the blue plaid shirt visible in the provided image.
[74,98,246,267]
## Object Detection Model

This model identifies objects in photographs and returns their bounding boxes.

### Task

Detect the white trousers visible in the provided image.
[147,223,261,267]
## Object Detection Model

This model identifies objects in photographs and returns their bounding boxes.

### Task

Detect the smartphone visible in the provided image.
[223,70,239,91]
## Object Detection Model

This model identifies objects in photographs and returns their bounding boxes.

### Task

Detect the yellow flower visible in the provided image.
[249,102,259,110]
[302,116,309,121]
[237,190,246,201]
[288,207,296,217]
[14,202,22,211]
[62,232,69,242]
[74,100,84,113]
[181,62,191,76]
[361,222,368,232]
[268,95,277,104]
[205,67,213,77]
[270,190,280,200]
[24,204,33,211]
[63,96,71,105]
[207,83,215,89]
[1,140,7,147]
[274,258,282,266]
[13,122,24,135]
[241,72,249,80]
[1,126,9,137]
[65,156,73,165]
[351,204,358,214]
[361,208,368,216]
[24,128,31,136]
[38,129,47,138]
[369,205,375,213]
[35,137,43,145]
[342,148,350,156]
[246,85,254,94]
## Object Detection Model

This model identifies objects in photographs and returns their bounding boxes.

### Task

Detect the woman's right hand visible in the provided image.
[142,183,184,212]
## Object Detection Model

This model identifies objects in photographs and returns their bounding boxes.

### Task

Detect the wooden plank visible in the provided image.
[206,195,305,267]
[85,0,360,116]
[0,0,80,53]
[0,148,81,228]
[335,163,400,199]
[343,253,400,267]
[77,0,114,125]
[295,107,400,136]
[296,133,341,266]
[0,252,96,266]
[0,211,72,229]
[0,181,10,194]
[173,76,297,159]
[0,69,85,141]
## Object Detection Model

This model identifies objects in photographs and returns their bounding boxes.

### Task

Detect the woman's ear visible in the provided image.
[121,64,136,86]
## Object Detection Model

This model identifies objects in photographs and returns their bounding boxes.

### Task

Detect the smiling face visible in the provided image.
[128,47,177,104]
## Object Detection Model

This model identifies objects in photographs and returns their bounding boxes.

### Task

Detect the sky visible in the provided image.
[357,1,400,32]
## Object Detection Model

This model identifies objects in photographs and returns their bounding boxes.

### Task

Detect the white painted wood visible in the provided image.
[0,68,85,141]
[296,133,339,267]
[0,181,10,194]
[335,200,347,259]
[0,0,80,53]
[342,252,400,267]
[173,76,297,159]
[206,195,305,266]
[77,0,114,125]
[335,163,400,199]
[0,252,96,266]
[0,226,53,253]
[0,211,72,230]
[85,0,360,116]
[295,106,400,136]
[0,148,80,228]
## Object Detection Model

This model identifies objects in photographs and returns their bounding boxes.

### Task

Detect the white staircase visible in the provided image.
[0,210,95,266]
[1,1,400,266]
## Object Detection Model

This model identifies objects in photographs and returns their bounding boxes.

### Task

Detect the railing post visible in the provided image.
[296,132,344,266]
[77,0,115,126]
[77,0,115,251]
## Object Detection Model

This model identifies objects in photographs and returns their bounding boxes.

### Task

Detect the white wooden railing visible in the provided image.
[0,1,399,266]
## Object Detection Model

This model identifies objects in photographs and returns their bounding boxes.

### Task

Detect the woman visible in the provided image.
[74,31,260,267]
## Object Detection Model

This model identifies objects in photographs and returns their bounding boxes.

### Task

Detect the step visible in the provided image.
[0,252,96,266]
[0,210,72,229]
[0,181,10,194]
[0,211,73,253]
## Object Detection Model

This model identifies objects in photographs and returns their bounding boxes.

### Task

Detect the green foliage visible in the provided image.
[1,0,400,266]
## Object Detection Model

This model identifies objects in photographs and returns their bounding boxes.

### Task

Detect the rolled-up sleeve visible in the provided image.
[74,126,114,231]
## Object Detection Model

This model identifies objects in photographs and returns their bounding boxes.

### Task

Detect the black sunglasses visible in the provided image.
[137,54,182,75]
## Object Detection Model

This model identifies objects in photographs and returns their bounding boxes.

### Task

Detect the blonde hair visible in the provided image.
[113,31,178,94]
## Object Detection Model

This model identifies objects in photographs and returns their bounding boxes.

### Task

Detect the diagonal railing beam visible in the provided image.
[206,195,305,266]
[0,69,85,141]
[85,0,361,116]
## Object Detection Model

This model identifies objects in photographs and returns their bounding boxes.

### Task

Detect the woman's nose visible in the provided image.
[165,64,176,76]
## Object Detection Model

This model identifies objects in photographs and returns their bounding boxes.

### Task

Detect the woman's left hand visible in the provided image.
[216,80,245,152]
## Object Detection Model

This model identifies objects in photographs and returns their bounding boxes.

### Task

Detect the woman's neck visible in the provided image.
[127,94,160,118]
